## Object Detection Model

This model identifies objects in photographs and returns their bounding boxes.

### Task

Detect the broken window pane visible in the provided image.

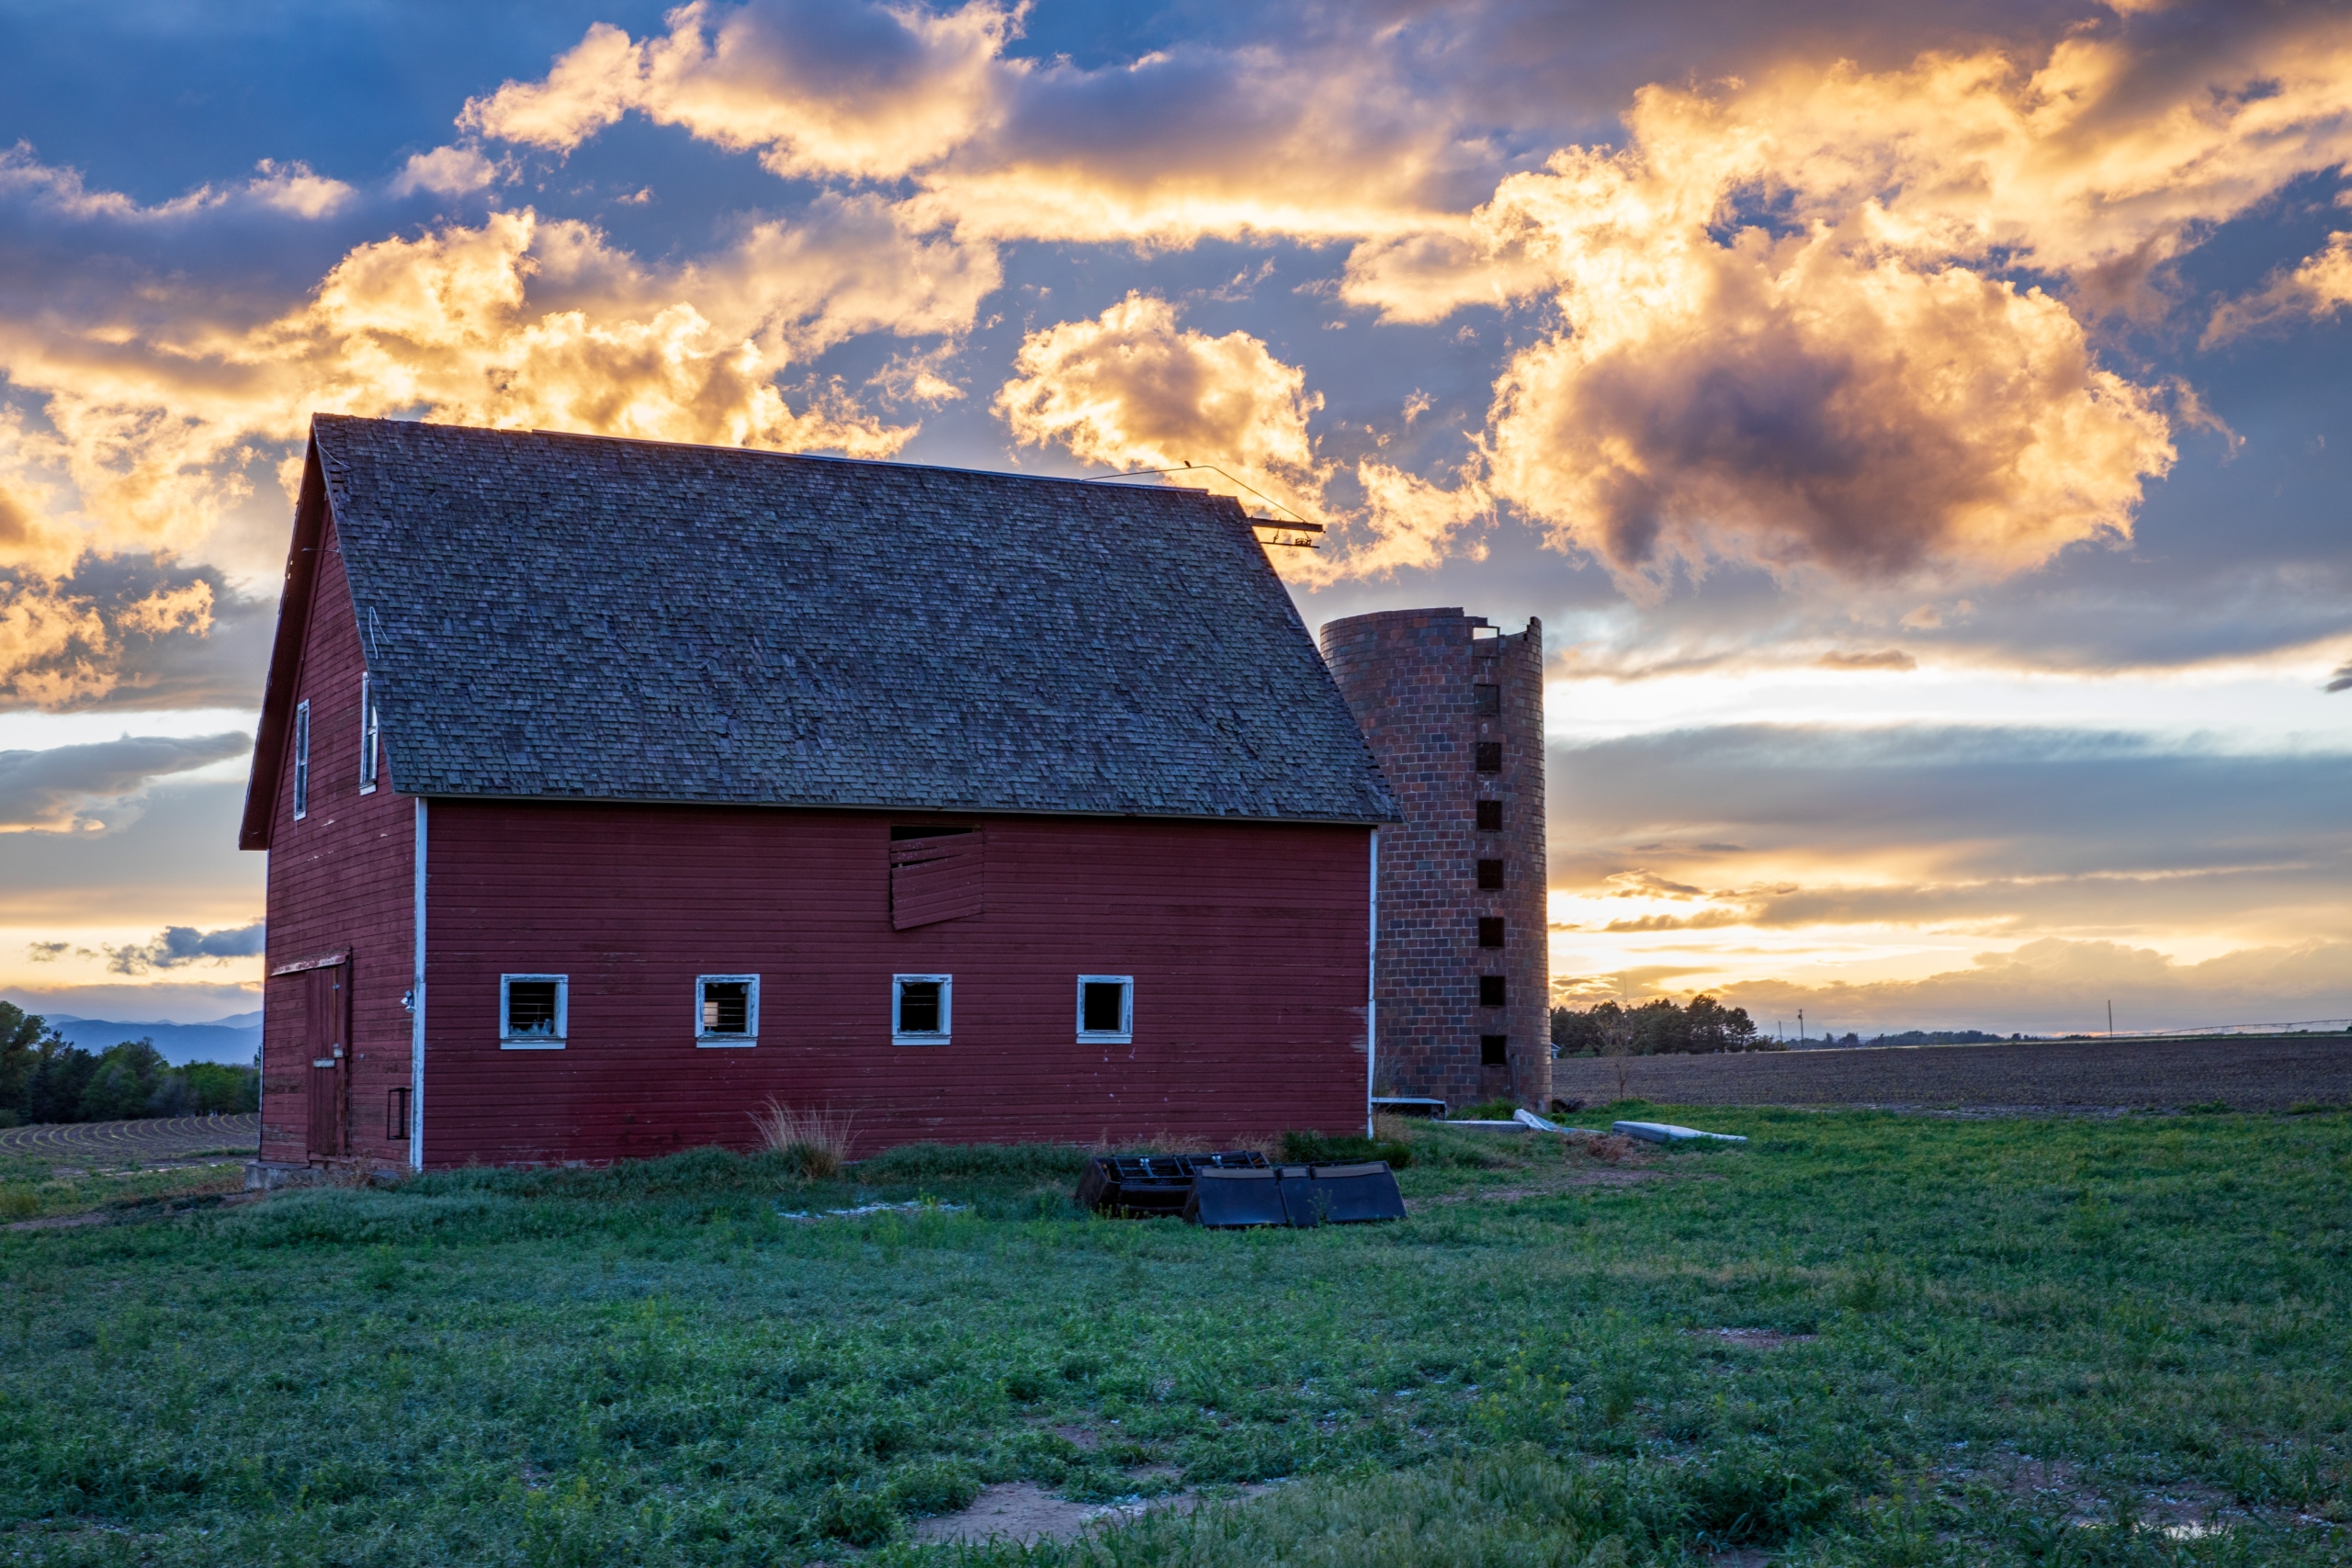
[899,980,943,1034]
[702,981,750,1033]
[507,980,559,1036]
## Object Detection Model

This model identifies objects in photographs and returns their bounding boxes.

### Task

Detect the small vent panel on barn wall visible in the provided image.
[889,827,984,930]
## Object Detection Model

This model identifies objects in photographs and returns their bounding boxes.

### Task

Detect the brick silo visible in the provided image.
[1320,609,1549,1111]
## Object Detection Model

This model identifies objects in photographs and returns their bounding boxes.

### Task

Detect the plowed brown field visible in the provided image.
[1551,1032,2352,1113]
[0,1111,258,1166]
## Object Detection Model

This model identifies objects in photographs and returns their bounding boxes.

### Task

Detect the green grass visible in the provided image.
[0,1107,2346,1565]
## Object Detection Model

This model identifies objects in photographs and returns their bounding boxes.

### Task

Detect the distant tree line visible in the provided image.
[1549,996,1777,1055]
[1864,1030,2020,1046]
[0,1003,257,1129]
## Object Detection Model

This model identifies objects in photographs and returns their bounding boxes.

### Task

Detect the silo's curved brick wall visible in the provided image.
[1320,609,1550,1110]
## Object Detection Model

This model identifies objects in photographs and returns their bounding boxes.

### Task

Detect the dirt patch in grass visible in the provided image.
[909,1479,1276,1547]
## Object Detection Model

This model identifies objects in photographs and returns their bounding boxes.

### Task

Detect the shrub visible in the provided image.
[748,1100,854,1179]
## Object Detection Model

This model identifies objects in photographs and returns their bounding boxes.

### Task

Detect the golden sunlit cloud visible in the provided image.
[460,0,1022,183]
[993,290,1327,516]
[2204,231,2352,344]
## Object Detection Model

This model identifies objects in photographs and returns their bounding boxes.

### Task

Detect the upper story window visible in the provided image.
[1473,683,1501,716]
[291,700,311,820]
[892,975,951,1045]
[1478,917,1505,948]
[501,975,567,1049]
[1077,976,1134,1044]
[358,674,379,794]
[1479,975,1507,1007]
[1476,799,1502,831]
[696,975,758,1046]
[1475,741,1503,773]
[1476,859,1505,890]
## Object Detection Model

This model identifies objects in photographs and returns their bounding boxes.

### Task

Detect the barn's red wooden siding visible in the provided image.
[257,517,414,1167]
[418,801,1371,1165]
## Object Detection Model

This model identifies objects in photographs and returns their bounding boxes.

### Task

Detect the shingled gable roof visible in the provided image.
[240,415,1397,846]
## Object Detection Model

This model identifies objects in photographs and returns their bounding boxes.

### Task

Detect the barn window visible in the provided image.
[1076,976,1134,1044]
[695,976,758,1046]
[1476,859,1505,889]
[387,1086,410,1140]
[500,975,567,1049]
[1480,1035,1509,1066]
[1473,683,1501,716]
[1475,741,1502,773]
[1478,917,1505,948]
[1476,799,1502,831]
[892,975,952,1045]
[1479,976,1507,1007]
[291,700,311,819]
[358,674,379,793]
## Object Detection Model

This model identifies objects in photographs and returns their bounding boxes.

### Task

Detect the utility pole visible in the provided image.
[1797,1008,1804,1043]
[2108,999,2113,1037]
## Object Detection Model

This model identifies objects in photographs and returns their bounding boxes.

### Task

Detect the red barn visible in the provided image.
[240,417,1398,1173]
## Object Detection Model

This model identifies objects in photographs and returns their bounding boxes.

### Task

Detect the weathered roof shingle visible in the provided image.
[309,416,1397,824]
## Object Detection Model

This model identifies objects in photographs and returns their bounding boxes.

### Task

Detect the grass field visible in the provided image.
[2,1106,2347,1566]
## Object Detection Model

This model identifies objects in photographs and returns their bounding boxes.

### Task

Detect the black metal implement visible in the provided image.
[1182,1160,1407,1228]
[1182,1166,1289,1227]
[1077,1150,1270,1216]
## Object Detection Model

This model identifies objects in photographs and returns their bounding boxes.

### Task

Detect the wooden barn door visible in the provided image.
[301,962,349,1159]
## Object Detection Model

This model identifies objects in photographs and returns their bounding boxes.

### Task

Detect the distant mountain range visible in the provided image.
[45,1011,262,1066]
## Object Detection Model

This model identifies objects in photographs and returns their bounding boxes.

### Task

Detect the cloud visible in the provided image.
[1545,724,2352,965]
[0,141,351,222]
[0,197,997,591]
[0,732,250,831]
[390,144,502,198]
[0,554,273,711]
[1815,649,1917,671]
[2204,231,2352,344]
[1713,937,2352,1035]
[460,0,1021,183]
[993,291,1327,517]
[102,920,265,976]
[463,1,1520,249]
[2327,658,2352,694]
[1329,16,2352,584]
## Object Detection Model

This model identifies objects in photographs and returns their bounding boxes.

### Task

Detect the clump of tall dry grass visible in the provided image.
[750,1100,855,1180]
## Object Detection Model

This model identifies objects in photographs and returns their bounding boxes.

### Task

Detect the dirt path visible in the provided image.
[1552,1034,2352,1113]
[0,1113,258,1166]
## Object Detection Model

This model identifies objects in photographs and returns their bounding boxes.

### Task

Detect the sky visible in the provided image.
[1,0,2347,1037]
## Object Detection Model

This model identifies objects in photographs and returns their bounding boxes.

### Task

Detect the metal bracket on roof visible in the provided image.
[1086,463,1324,548]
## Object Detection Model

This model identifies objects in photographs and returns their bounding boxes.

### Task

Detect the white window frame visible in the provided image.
[1076,975,1135,1045]
[358,673,379,794]
[291,699,311,820]
[499,974,568,1049]
[891,974,952,1046]
[695,974,759,1046]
